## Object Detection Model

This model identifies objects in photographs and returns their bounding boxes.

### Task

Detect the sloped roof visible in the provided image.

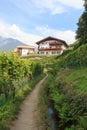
[17,46,34,49]
[36,36,68,47]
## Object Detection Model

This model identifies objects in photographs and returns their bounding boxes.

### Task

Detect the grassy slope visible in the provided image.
[57,67,87,94]
[41,43,87,129]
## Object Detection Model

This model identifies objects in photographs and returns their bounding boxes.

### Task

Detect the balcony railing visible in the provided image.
[38,48,62,51]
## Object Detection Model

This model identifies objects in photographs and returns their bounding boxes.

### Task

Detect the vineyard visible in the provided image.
[0,51,44,130]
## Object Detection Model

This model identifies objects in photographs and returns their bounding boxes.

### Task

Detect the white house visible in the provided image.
[36,36,68,55]
[14,46,35,56]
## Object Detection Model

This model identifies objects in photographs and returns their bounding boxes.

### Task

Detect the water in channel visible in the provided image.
[47,107,56,130]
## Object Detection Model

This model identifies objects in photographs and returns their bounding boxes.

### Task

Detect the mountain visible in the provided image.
[0,36,27,52]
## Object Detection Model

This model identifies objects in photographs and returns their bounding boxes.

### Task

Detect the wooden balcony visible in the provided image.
[38,48,62,51]
[49,41,62,45]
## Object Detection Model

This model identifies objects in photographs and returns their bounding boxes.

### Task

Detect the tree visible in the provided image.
[76,0,87,44]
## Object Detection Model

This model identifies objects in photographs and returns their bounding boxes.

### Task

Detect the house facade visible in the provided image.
[14,46,35,56]
[36,36,68,55]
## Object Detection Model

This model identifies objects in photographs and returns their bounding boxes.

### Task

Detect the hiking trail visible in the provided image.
[11,75,47,130]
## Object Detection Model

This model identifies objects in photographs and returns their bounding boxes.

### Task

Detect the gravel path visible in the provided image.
[11,75,47,130]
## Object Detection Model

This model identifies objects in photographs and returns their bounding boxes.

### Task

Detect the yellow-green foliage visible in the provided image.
[0,51,44,130]
[56,44,87,69]
[0,51,43,100]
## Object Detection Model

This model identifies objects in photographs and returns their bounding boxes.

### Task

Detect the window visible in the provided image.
[57,51,61,54]
[58,45,61,48]
[41,51,44,54]
[52,51,56,54]
[46,52,48,54]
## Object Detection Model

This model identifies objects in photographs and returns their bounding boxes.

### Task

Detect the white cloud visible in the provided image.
[33,0,67,14]
[33,0,84,15]
[0,21,76,45]
[55,30,76,44]
[0,21,43,45]
[58,0,84,9]
[36,25,76,44]
[9,0,84,15]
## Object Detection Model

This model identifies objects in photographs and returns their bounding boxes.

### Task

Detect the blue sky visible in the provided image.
[0,0,84,45]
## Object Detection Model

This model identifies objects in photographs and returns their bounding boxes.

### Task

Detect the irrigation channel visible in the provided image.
[47,107,56,130]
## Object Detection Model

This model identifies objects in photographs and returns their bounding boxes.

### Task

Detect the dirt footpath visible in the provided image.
[11,75,47,130]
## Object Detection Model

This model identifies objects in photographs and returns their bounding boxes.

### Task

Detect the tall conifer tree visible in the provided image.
[76,0,87,44]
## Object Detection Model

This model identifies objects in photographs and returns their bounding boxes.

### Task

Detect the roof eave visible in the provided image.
[36,36,68,46]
